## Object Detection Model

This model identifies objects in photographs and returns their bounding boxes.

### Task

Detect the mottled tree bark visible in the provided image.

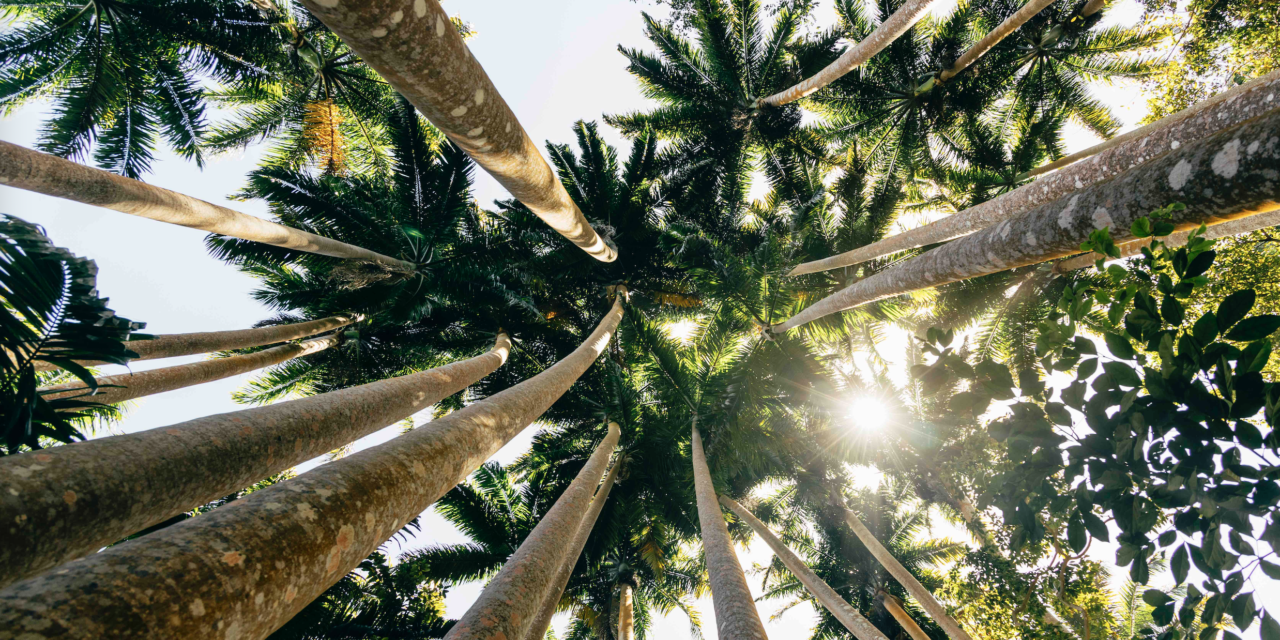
[691,427,769,640]
[774,106,1280,331]
[0,336,511,587]
[297,0,615,262]
[0,141,412,270]
[758,0,935,106]
[937,0,1057,83]
[448,422,621,640]
[39,336,339,406]
[835,503,974,640]
[524,442,623,640]
[32,316,356,373]
[719,495,889,640]
[1054,206,1280,272]
[0,299,622,639]
[617,582,635,640]
[787,70,1280,276]
[878,592,931,640]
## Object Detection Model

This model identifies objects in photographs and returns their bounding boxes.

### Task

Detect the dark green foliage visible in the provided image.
[0,215,143,454]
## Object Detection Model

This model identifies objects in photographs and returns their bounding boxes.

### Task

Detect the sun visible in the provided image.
[847,396,890,431]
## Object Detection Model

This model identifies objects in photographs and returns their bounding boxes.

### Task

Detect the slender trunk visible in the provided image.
[878,592,931,640]
[691,426,769,640]
[773,106,1280,332]
[297,0,615,262]
[0,335,511,587]
[447,423,621,640]
[617,582,635,640]
[39,336,339,405]
[0,141,412,271]
[0,299,622,638]
[787,70,1280,277]
[937,0,1057,83]
[525,443,623,640]
[758,0,935,106]
[32,315,356,373]
[834,500,974,640]
[719,495,889,640]
[1080,0,1108,17]
[1054,207,1280,272]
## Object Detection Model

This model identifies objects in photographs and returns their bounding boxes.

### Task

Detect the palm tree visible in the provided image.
[0,0,278,177]
[606,0,839,231]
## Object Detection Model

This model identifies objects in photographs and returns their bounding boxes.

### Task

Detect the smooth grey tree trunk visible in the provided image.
[786,70,1280,276]
[879,592,931,640]
[524,436,623,640]
[0,141,413,270]
[1054,207,1280,272]
[32,315,356,372]
[0,299,623,639]
[448,422,620,640]
[297,0,615,262]
[0,336,511,587]
[773,105,1280,332]
[39,336,339,406]
[719,495,889,640]
[937,0,1057,83]
[691,426,769,640]
[758,0,935,106]
[834,503,974,640]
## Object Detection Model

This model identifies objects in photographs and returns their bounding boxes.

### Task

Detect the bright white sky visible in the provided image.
[3,0,1271,638]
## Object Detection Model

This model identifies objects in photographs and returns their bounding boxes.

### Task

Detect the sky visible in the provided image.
[2,0,1272,637]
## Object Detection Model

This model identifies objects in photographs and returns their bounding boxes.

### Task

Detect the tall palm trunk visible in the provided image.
[773,107,1280,332]
[937,0,1057,83]
[0,335,511,587]
[758,0,935,106]
[1055,207,1280,272]
[691,426,769,640]
[33,315,356,372]
[832,499,974,640]
[617,582,635,640]
[718,495,889,640]
[525,438,624,640]
[0,141,413,271]
[0,299,623,638]
[297,0,615,262]
[449,422,621,640]
[878,592,931,640]
[39,336,339,406]
[787,71,1280,276]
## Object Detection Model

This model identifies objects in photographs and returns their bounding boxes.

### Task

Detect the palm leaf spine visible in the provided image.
[758,0,937,107]
[786,70,1280,276]
[39,336,340,406]
[524,438,623,640]
[774,106,1280,331]
[878,592,931,640]
[0,299,622,638]
[0,335,512,587]
[447,422,621,640]
[1054,206,1280,272]
[297,0,617,262]
[0,142,414,271]
[691,426,769,640]
[32,315,358,372]
[835,503,975,640]
[938,0,1059,83]
[719,494,890,640]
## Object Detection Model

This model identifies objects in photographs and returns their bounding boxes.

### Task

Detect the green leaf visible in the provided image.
[1263,613,1280,640]
[1260,560,1280,580]
[1082,510,1110,542]
[1185,250,1216,278]
[1240,340,1272,373]
[1144,589,1174,607]
[1225,316,1280,342]
[1068,515,1087,553]
[1163,296,1186,326]
[1172,544,1190,584]
[1131,217,1153,238]
[1106,332,1136,360]
[1218,290,1257,332]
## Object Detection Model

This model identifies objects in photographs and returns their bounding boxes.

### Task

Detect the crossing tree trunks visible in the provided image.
[0,300,620,639]
[774,105,1280,332]
[0,336,510,588]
